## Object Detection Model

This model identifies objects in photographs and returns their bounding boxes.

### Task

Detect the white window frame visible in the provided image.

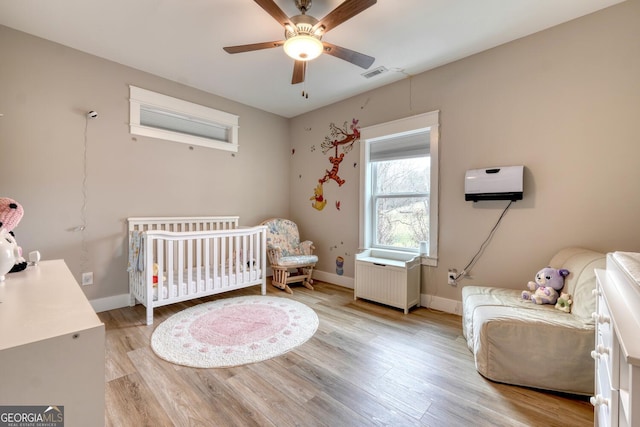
[359,111,439,266]
[129,85,239,152]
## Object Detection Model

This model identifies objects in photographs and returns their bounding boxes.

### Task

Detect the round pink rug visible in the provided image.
[151,295,318,368]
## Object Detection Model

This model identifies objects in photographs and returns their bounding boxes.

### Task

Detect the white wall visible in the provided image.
[289,0,640,302]
[0,25,290,300]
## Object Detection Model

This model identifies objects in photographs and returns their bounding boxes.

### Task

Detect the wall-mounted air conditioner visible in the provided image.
[465,165,524,202]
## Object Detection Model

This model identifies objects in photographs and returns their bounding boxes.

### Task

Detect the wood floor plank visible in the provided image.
[224,364,323,426]
[103,281,594,426]
[178,368,276,427]
[127,347,225,426]
[284,357,424,426]
[105,373,173,427]
[245,358,319,401]
[100,310,153,382]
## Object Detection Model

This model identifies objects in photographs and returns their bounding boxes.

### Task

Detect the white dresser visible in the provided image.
[592,252,640,427]
[0,260,105,427]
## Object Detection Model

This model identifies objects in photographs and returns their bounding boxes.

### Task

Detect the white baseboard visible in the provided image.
[421,294,462,316]
[313,270,354,289]
[90,293,131,313]
[88,271,352,313]
[316,271,461,315]
[88,270,349,313]
[89,279,462,318]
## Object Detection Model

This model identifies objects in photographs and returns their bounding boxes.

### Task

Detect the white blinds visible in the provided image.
[369,130,430,162]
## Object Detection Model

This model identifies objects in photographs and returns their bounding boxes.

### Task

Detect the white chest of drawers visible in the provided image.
[0,260,105,427]
[592,252,640,427]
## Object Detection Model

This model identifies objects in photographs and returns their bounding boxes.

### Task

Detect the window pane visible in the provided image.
[373,157,430,194]
[375,196,429,248]
[140,106,230,142]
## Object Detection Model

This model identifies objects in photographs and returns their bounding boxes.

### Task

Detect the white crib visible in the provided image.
[128,216,267,325]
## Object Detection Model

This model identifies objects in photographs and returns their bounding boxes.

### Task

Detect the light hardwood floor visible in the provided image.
[101,282,594,427]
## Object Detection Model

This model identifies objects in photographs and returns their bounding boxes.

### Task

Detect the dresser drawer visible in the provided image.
[595,331,621,388]
[594,292,613,349]
[593,339,613,392]
[592,367,619,427]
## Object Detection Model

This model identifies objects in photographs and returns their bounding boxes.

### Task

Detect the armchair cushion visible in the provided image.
[277,254,319,268]
[262,218,313,257]
[461,247,605,395]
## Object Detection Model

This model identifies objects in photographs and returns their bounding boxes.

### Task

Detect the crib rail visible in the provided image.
[146,227,267,297]
[128,216,239,233]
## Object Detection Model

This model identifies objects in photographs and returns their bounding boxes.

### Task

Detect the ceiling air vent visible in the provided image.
[361,66,388,79]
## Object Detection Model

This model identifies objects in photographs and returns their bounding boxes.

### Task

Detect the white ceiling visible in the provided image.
[0,0,625,118]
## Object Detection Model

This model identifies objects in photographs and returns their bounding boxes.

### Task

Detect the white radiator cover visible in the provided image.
[354,249,421,314]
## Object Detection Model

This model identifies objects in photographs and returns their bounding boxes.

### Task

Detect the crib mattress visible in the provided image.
[147,268,262,301]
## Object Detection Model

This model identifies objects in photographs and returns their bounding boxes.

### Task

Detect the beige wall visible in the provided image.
[1,0,639,305]
[0,25,290,300]
[290,0,640,301]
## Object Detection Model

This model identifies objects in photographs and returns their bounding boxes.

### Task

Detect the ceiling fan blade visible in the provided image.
[253,0,295,28]
[313,0,377,34]
[223,41,284,54]
[292,61,306,84]
[322,42,375,69]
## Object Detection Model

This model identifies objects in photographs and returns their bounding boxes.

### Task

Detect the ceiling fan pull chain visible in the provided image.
[302,63,310,99]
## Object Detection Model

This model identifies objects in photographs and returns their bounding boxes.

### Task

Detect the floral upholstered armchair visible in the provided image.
[260,218,318,294]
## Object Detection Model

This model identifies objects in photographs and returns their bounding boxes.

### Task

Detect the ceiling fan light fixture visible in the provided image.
[283,35,323,61]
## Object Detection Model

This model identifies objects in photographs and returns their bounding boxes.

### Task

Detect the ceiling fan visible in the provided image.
[223,0,377,85]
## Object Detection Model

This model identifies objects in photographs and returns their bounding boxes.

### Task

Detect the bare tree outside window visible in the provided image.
[373,157,430,249]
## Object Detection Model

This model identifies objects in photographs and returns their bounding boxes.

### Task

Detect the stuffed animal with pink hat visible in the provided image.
[0,197,27,273]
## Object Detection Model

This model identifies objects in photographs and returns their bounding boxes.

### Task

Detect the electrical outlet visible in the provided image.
[448,269,457,286]
[82,272,93,286]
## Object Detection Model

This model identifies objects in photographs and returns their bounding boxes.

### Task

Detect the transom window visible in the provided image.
[129,85,239,152]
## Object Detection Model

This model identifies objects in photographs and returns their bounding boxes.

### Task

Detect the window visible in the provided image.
[359,111,439,265]
[129,85,239,152]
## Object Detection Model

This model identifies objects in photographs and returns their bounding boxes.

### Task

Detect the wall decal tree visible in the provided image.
[310,119,360,211]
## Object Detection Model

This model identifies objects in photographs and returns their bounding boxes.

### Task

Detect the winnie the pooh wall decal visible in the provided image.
[309,119,360,211]
[310,183,327,211]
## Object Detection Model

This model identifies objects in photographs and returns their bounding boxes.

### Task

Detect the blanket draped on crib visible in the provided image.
[127,231,144,272]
